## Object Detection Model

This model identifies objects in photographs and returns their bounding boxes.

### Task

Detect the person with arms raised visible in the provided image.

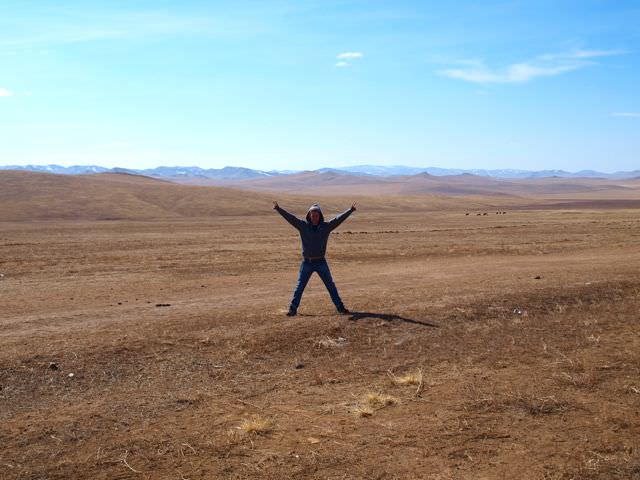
[273,201,356,316]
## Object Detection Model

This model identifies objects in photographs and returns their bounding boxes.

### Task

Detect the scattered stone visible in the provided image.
[155,303,171,307]
[307,437,321,444]
[67,373,74,378]
[513,307,523,315]
[534,275,543,280]
[48,362,59,371]
[295,362,305,370]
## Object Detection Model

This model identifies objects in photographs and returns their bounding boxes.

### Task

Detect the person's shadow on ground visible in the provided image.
[347,311,438,328]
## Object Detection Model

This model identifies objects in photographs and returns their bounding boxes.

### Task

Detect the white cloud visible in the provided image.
[611,112,640,117]
[440,49,624,84]
[335,61,350,68]
[337,51,363,60]
[568,49,626,59]
[0,11,253,48]
[0,88,14,97]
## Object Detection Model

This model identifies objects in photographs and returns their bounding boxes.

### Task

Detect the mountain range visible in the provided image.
[1,164,639,180]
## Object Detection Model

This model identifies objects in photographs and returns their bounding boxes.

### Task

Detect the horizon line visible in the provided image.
[0,163,638,176]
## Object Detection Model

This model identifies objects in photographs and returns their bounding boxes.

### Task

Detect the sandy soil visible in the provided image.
[1,202,639,479]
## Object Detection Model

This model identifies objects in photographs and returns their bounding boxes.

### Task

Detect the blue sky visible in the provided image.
[1,0,639,172]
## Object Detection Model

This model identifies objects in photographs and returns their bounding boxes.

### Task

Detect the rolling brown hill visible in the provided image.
[0,170,282,221]
[173,170,640,197]
[0,170,511,222]
[2,170,639,223]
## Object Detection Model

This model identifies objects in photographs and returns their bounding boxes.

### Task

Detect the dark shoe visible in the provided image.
[286,307,297,316]
[337,306,350,315]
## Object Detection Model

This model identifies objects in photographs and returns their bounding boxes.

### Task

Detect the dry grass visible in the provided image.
[353,405,375,418]
[362,392,400,408]
[555,370,600,390]
[504,393,572,416]
[352,392,400,418]
[239,416,272,435]
[315,336,348,348]
[391,369,423,386]
[2,187,640,479]
[464,385,573,416]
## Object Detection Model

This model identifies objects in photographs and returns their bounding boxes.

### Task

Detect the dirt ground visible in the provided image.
[1,206,639,479]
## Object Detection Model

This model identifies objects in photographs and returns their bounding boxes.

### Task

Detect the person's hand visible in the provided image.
[351,202,357,211]
[273,201,279,209]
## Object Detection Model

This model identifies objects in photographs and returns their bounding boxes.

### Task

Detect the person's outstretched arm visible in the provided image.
[327,203,357,231]
[273,201,304,230]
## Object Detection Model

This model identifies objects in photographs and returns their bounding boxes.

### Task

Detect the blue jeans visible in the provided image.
[290,258,344,310]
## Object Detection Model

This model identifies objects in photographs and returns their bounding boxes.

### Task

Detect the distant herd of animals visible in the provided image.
[465,211,507,216]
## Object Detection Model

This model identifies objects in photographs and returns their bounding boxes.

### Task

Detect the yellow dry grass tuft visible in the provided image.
[362,392,400,408]
[352,392,400,418]
[391,369,423,386]
[239,416,272,435]
[354,405,375,418]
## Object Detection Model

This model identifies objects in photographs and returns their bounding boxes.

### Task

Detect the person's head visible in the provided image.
[306,204,324,225]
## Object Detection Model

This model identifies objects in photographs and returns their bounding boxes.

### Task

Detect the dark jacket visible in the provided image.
[275,204,354,258]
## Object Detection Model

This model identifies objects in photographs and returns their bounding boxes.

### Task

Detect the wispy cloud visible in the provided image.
[0,10,251,48]
[440,49,625,84]
[0,87,14,97]
[337,51,363,60]
[335,51,363,68]
[611,112,640,117]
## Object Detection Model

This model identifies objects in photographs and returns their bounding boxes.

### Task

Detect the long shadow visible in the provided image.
[348,311,438,328]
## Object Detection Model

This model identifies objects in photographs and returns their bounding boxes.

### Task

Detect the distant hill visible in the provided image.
[0,164,281,180]
[0,170,489,222]
[171,170,640,197]
[333,165,640,179]
[2,170,639,222]
[2,164,639,180]
[0,170,284,221]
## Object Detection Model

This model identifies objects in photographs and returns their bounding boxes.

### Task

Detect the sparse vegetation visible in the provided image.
[239,416,272,435]
[2,174,639,478]
[362,392,400,408]
[353,405,375,418]
[352,392,400,417]
[390,369,423,386]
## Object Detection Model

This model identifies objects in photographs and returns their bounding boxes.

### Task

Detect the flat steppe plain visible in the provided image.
[1,172,639,479]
